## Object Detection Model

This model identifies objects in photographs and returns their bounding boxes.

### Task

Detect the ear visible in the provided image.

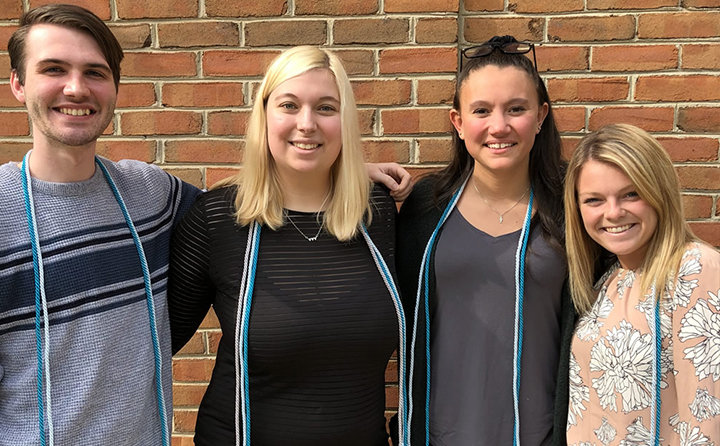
[536,102,549,133]
[450,108,463,140]
[10,70,26,104]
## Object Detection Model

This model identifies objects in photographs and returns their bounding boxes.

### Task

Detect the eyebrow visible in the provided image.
[37,58,111,72]
[467,98,532,108]
[273,92,340,103]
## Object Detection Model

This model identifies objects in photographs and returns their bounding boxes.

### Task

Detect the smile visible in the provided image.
[604,224,634,234]
[485,142,515,149]
[291,142,321,150]
[57,108,93,116]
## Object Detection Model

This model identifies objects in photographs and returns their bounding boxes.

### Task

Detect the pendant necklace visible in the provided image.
[284,189,331,242]
[472,176,529,223]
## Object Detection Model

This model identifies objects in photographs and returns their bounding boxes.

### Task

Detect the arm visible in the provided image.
[671,244,720,442]
[168,194,214,354]
[367,163,413,202]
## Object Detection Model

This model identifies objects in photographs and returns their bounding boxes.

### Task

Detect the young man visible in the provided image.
[0,5,200,445]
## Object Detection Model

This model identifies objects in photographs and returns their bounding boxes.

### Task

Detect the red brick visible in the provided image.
[385,0,458,12]
[588,106,674,132]
[207,331,222,353]
[657,137,719,162]
[416,18,457,44]
[171,436,195,446]
[165,140,244,164]
[206,0,287,17]
[358,109,376,135]
[173,358,216,382]
[102,121,115,136]
[382,108,453,134]
[0,142,30,163]
[95,140,156,162]
[333,50,375,76]
[158,22,239,48]
[116,0,196,18]
[246,20,326,47]
[689,222,720,248]
[295,0,378,15]
[200,309,220,329]
[561,136,581,159]
[588,0,675,8]
[511,0,583,13]
[117,83,156,108]
[678,107,720,133]
[172,383,208,407]
[547,77,629,102]
[110,25,151,50]
[165,168,203,188]
[548,15,635,42]
[0,84,23,107]
[203,51,280,77]
[464,17,544,43]
[362,140,410,163]
[208,111,250,136]
[592,45,678,72]
[379,47,457,74]
[121,111,202,136]
[638,12,720,39]
[334,18,409,45]
[175,332,205,355]
[465,0,504,10]
[352,80,411,106]
[0,0,21,19]
[0,25,18,51]
[0,54,13,79]
[385,386,399,408]
[172,409,198,433]
[684,0,720,6]
[0,112,29,136]
[163,83,243,108]
[418,138,453,163]
[30,0,110,19]
[206,168,239,187]
[536,46,589,72]
[122,53,197,78]
[683,195,714,219]
[677,166,720,190]
[636,75,720,102]
[384,360,398,383]
[417,79,455,105]
[553,106,585,132]
[683,45,720,70]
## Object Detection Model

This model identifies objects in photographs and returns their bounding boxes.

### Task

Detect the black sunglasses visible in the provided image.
[460,41,537,71]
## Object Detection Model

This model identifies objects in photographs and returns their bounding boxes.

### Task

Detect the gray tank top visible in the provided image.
[429,207,566,446]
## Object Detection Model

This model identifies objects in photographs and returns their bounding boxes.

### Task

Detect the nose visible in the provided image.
[63,72,90,99]
[487,111,510,134]
[605,199,625,220]
[297,107,317,133]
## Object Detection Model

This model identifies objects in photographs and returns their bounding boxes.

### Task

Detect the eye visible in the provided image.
[43,66,64,74]
[318,104,338,113]
[279,102,297,110]
[623,191,640,199]
[581,197,601,205]
[508,105,526,114]
[472,107,490,115]
[86,70,106,78]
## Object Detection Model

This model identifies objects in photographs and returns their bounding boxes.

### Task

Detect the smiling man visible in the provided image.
[0,5,200,445]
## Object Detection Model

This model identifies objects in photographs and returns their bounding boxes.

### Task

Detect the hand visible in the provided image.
[366,163,413,201]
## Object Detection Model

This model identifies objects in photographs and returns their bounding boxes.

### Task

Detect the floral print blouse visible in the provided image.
[567,242,720,446]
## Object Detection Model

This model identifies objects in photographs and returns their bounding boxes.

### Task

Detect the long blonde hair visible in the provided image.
[217,46,371,241]
[564,124,697,314]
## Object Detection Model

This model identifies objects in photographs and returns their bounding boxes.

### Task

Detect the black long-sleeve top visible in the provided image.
[168,185,399,446]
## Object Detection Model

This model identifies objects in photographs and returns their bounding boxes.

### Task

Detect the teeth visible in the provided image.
[486,143,514,149]
[293,143,319,150]
[605,224,632,233]
[59,108,92,116]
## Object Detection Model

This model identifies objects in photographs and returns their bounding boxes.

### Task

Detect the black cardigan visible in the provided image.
[392,176,575,446]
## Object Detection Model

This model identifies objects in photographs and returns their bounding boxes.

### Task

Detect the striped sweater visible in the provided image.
[0,157,199,445]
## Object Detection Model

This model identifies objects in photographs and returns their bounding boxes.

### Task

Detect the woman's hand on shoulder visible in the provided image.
[366,162,413,202]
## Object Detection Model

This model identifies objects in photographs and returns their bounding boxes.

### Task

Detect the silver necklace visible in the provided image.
[472,177,529,223]
[284,190,330,242]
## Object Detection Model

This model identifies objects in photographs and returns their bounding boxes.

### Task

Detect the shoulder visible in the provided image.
[370,183,395,214]
[679,241,720,273]
[399,174,446,222]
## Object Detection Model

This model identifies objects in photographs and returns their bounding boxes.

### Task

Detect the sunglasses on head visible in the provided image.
[460,41,537,71]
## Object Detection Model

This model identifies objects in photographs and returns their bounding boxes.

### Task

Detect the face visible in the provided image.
[576,159,659,270]
[450,65,548,177]
[10,24,116,150]
[266,68,342,180]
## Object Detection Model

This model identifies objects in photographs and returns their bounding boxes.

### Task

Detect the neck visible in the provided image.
[472,162,531,201]
[279,171,332,212]
[26,142,97,183]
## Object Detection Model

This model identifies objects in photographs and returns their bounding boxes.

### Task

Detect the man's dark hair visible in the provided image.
[8,3,123,90]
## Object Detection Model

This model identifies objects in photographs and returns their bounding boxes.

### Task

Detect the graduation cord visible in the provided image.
[649,283,662,446]
[21,153,170,446]
[231,222,407,445]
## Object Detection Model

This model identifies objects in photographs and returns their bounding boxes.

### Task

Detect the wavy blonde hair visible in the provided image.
[216,46,371,241]
[564,124,697,314]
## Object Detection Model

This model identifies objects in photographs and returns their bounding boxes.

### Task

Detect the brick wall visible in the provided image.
[1,0,719,444]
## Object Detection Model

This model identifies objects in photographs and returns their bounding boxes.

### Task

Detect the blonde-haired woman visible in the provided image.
[168,46,408,446]
[564,124,720,446]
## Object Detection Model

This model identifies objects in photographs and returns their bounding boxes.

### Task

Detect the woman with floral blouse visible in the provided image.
[563,124,719,446]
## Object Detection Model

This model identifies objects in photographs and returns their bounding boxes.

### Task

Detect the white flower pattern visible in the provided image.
[618,417,653,446]
[679,291,720,382]
[689,387,720,422]
[595,417,617,446]
[568,352,591,430]
[577,286,614,342]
